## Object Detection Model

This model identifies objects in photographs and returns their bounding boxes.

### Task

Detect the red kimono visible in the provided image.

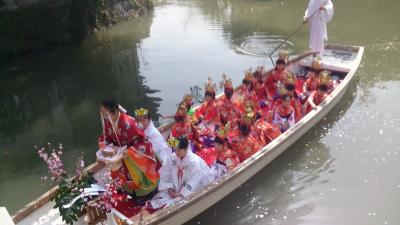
[265,69,286,100]
[232,87,259,114]
[195,100,221,125]
[231,134,263,162]
[217,95,240,124]
[290,96,303,122]
[171,120,193,140]
[253,80,267,101]
[196,147,217,167]
[217,148,240,171]
[99,112,146,147]
[253,119,281,145]
[99,113,160,196]
[305,76,319,92]
[306,91,328,113]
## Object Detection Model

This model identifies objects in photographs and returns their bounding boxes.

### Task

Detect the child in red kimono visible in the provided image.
[171,104,193,140]
[304,84,329,113]
[217,74,241,125]
[253,117,281,145]
[265,59,287,100]
[231,122,264,162]
[232,70,259,114]
[195,77,221,128]
[214,136,240,171]
[273,94,296,133]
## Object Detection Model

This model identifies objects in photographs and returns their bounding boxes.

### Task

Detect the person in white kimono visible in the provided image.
[150,136,214,209]
[303,0,334,57]
[134,108,172,165]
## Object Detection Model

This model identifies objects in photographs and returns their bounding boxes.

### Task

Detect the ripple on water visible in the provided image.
[234,32,295,57]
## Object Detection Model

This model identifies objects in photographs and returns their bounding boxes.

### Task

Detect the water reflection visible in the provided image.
[187,81,358,225]
[0,14,161,213]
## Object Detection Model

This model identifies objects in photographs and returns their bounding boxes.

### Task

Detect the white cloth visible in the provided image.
[150,150,214,209]
[304,0,334,55]
[144,120,172,165]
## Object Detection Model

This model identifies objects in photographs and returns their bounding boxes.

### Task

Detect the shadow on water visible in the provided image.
[186,77,359,225]
[0,14,161,213]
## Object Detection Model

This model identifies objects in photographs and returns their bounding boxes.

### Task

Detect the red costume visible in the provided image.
[99,112,161,197]
[195,100,221,125]
[231,133,263,162]
[217,148,240,171]
[306,90,328,113]
[217,95,240,124]
[171,120,193,140]
[253,119,281,145]
[265,69,286,100]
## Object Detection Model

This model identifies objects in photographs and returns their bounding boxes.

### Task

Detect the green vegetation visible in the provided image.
[0,0,153,59]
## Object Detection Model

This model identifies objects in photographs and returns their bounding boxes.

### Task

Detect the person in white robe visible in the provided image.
[303,0,334,56]
[134,108,172,165]
[151,136,214,209]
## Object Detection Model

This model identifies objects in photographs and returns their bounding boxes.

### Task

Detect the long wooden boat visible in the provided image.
[4,44,364,225]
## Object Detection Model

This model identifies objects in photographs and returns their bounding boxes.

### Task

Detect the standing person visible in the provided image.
[303,0,334,57]
[98,99,161,205]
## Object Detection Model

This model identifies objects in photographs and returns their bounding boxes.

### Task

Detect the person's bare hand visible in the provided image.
[168,188,182,198]
[303,18,308,24]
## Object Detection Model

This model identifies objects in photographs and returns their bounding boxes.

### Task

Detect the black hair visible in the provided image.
[205,91,216,99]
[178,136,189,149]
[214,136,226,145]
[239,123,251,136]
[101,99,118,112]
[225,88,234,99]
[285,84,295,91]
[281,94,290,101]
[276,59,286,66]
[319,84,328,92]
[242,79,250,85]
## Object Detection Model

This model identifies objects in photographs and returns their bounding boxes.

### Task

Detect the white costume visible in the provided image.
[304,0,334,55]
[144,120,172,165]
[150,150,214,209]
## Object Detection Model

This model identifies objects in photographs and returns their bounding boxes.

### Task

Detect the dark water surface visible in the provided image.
[0,0,399,224]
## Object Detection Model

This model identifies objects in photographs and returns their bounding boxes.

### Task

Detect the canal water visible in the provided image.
[0,0,399,224]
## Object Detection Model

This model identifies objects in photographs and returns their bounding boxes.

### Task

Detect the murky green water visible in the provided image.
[1,0,399,223]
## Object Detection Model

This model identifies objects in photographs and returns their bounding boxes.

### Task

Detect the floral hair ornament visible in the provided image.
[134,108,149,117]
[219,73,233,90]
[167,137,180,149]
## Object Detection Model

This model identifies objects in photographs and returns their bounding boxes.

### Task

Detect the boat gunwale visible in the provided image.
[12,43,364,225]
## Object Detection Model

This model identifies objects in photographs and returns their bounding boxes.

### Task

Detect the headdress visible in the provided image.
[167,137,180,149]
[205,77,217,94]
[219,73,233,90]
[284,72,296,85]
[278,49,289,62]
[244,69,253,82]
[319,70,331,85]
[311,57,322,70]
[134,108,149,117]
[241,103,255,125]
[182,93,193,105]
[175,103,187,117]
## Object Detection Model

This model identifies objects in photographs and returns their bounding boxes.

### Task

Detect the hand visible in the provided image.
[168,188,182,198]
[303,18,308,24]
[319,5,326,11]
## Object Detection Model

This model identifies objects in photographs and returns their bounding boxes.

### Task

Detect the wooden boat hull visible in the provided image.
[10,44,364,225]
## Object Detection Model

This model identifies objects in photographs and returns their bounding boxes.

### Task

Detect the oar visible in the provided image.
[268,0,329,67]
